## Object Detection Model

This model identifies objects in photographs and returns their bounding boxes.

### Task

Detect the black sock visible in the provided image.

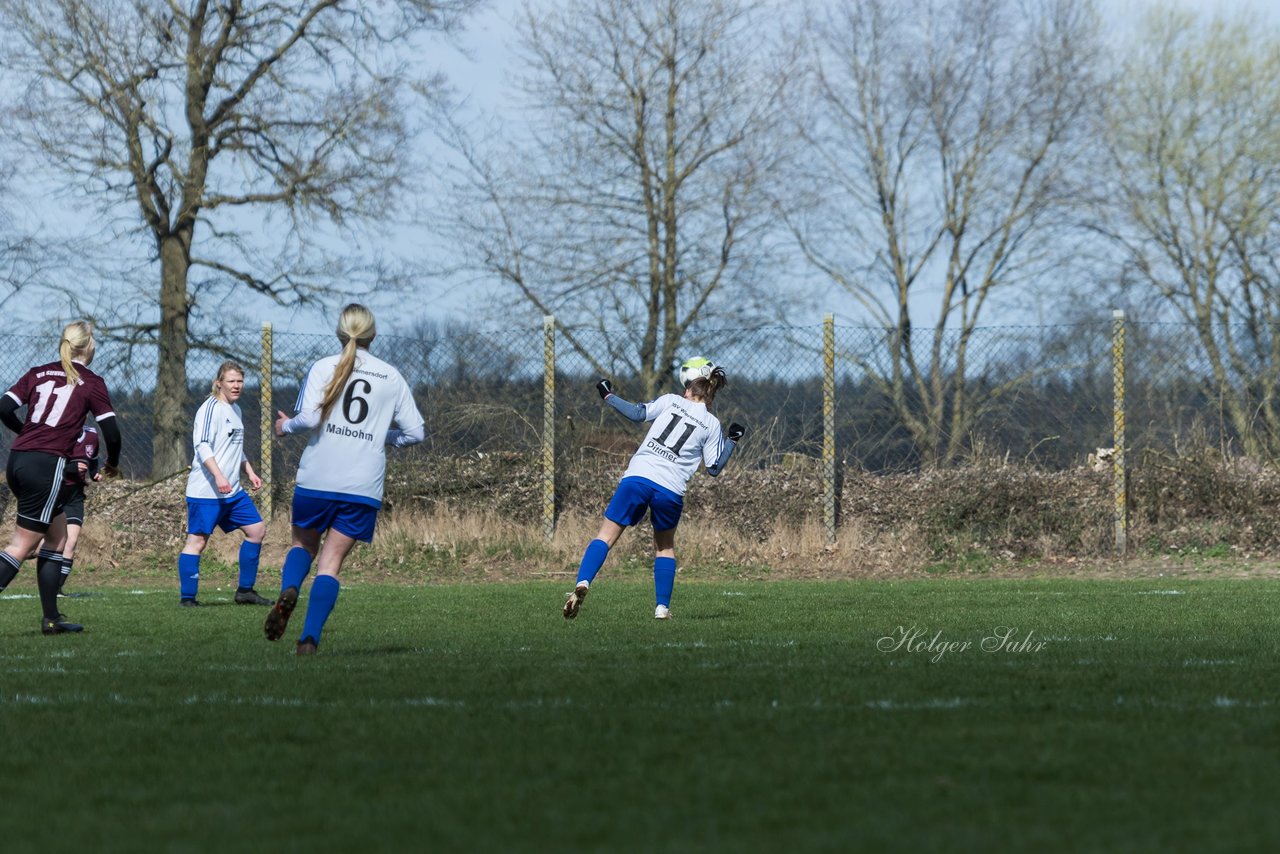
[36,549,64,620]
[0,552,20,590]
[59,557,74,590]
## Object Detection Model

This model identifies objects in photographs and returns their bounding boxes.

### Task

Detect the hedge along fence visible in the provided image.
[7,310,1264,556]
[247,314,1137,550]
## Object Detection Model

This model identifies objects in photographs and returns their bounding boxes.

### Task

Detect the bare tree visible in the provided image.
[1098,6,1280,458]
[788,0,1101,466]
[441,0,797,397]
[0,0,480,474]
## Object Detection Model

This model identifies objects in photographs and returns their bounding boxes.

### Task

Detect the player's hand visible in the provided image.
[596,378,614,399]
[91,472,104,483]
[101,463,121,479]
[76,461,88,475]
[249,474,263,492]
[274,410,289,437]
[727,422,746,442]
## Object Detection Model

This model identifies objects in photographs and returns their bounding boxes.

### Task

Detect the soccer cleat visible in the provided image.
[654,605,671,620]
[180,598,201,607]
[296,636,318,656]
[234,588,272,606]
[264,587,299,641]
[41,617,84,635]
[563,583,589,620]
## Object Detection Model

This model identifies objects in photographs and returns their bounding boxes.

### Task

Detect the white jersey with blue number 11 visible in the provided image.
[621,394,726,496]
[292,351,424,507]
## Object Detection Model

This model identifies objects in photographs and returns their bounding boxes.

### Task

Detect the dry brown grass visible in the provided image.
[30,447,1280,584]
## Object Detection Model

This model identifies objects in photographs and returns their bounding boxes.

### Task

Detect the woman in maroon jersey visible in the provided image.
[0,320,121,634]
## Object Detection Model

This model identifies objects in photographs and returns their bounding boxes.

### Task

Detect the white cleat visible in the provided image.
[654,605,671,620]
[563,583,589,620]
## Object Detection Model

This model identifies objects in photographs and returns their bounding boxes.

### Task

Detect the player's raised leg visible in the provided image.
[294,529,357,655]
[565,519,626,620]
[266,527,319,641]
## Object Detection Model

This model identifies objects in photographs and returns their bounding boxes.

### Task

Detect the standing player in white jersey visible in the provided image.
[264,304,425,655]
[563,357,746,621]
[178,361,269,607]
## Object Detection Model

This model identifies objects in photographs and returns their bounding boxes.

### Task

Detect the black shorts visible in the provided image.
[5,450,67,533]
[59,482,87,526]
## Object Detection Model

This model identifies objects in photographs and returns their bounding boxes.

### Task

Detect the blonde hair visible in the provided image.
[320,304,376,422]
[211,360,245,400]
[59,321,95,386]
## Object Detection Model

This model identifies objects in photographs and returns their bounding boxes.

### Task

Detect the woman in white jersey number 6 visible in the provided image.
[265,304,425,655]
[564,357,746,621]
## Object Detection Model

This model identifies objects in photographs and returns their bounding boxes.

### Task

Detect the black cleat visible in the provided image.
[41,617,84,635]
[234,588,272,606]
[264,587,299,642]
[180,597,201,607]
[296,636,318,656]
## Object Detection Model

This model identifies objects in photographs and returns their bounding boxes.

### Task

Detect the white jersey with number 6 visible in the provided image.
[292,351,425,507]
[620,393,726,496]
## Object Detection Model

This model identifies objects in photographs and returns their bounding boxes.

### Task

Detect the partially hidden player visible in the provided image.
[52,424,102,597]
[563,357,745,621]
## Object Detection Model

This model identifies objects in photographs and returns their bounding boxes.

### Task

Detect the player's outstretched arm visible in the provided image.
[597,379,646,422]
[277,407,321,437]
[386,424,426,448]
[98,416,122,474]
[707,423,746,477]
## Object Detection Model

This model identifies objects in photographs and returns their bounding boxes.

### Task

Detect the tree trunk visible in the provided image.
[152,232,191,477]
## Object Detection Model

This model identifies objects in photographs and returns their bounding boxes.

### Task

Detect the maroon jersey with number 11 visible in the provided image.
[5,361,116,457]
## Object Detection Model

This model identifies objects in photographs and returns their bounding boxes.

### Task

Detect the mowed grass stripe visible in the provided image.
[1,579,1277,853]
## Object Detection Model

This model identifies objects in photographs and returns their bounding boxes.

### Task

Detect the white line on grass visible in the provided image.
[865,698,970,710]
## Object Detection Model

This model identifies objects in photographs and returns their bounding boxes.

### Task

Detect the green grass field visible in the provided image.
[2,577,1278,852]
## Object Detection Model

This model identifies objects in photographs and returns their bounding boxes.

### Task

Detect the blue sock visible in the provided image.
[300,575,340,644]
[576,539,611,586]
[281,546,313,592]
[178,553,200,599]
[654,557,676,607]
[238,541,263,590]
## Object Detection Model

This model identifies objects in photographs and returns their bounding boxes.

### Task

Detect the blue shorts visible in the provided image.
[604,476,684,532]
[186,491,263,536]
[292,489,379,543]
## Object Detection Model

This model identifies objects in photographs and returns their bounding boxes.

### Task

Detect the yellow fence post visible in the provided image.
[823,313,836,545]
[543,315,556,541]
[260,321,274,522]
[1112,309,1127,555]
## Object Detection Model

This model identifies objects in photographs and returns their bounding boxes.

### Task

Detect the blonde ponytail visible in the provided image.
[319,304,376,422]
[59,321,95,386]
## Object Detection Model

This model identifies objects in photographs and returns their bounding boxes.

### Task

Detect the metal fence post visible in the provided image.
[260,321,274,522]
[543,315,556,540]
[823,313,836,545]
[1112,309,1127,555]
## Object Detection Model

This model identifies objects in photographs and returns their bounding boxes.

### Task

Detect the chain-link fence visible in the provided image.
[0,312,1270,541]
